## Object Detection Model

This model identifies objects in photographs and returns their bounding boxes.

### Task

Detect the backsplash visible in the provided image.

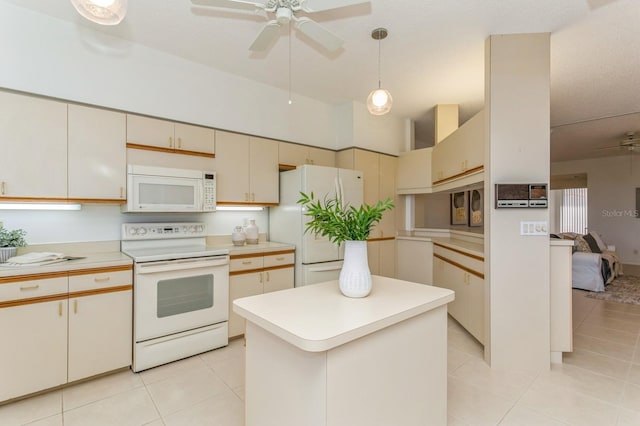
[0,205,269,245]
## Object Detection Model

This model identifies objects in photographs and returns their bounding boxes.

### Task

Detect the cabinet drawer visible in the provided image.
[0,276,68,303]
[263,252,294,268]
[69,269,132,293]
[230,256,264,272]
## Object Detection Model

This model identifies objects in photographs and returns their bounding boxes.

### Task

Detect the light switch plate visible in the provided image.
[520,221,548,236]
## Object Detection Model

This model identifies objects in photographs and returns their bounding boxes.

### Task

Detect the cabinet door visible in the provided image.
[68,105,126,201]
[249,137,279,204]
[465,273,485,344]
[174,122,215,155]
[378,239,396,278]
[377,154,397,238]
[228,272,263,338]
[0,300,67,401]
[354,150,379,207]
[278,142,308,167]
[367,241,379,275]
[435,258,466,324]
[215,131,250,203]
[308,146,335,167]
[126,114,174,149]
[0,91,67,199]
[396,240,433,285]
[68,290,132,382]
[397,148,432,193]
[264,267,294,293]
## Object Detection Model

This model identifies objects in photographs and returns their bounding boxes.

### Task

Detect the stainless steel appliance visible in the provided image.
[125,165,216,213]
[121,222,229,372]
[269,165,363,287]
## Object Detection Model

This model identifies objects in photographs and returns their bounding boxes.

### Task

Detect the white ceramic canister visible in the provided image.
[231,226,246,246]
[245,219,259,244]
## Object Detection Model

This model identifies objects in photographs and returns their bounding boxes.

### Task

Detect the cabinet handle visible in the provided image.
[0,181,5,195]
[275,256,284,261]
[266,271,270,281]
[177,137,182,149]
[94,276,111,282]
[120,186,124,199]
[169,137,173,148]
[251,193,255,201]
[58,302,63,317]
[245,193,249,201]
[259,272,263,283]
[242,260,253,265]
[20,284,39,291]
[310,159,314,165]
[74,299,78,314]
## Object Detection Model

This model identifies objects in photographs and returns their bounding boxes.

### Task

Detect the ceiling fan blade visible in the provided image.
[249,20,281,51]
[190,0,266,12]
[294,17,344,52]
[300,0,369,13]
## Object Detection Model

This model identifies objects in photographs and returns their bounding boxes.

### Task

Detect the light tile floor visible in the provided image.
[2,290,640,425]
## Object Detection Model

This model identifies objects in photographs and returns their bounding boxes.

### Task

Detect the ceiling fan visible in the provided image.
[597,131,640,154]
[190,0,370,52]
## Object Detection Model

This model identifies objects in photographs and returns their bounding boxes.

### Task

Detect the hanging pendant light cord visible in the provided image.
[288,20,293,105]
[377,29,382,90]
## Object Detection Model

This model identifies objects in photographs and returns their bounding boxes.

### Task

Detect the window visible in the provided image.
[560,188,588,234]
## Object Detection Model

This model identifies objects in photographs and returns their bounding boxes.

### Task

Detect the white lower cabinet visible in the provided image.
[396,239,433,284]
[228,250,294,338]
[68,290,133,382]
[0,298,68,402]
[0,265,133,402]
[368,239,396,278]
[432,244,484,344]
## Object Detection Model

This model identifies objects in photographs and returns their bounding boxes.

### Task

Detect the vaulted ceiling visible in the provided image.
[4,0,640,161]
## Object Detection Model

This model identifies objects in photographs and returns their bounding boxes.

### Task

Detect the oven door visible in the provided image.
[134,256,229,342]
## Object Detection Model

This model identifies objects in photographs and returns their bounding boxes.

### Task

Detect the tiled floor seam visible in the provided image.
[61,381,147,413]
[140,380,165,424]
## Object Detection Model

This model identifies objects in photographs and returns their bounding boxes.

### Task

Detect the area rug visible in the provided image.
[585,275,640,305]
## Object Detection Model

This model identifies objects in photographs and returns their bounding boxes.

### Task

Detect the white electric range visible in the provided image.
[121,223,229,372]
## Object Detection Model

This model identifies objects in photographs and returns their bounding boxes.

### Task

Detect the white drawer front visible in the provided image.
[0,276,68,303]
[230,256,264,272]
[263,252,294,268]
[69,269,132,293]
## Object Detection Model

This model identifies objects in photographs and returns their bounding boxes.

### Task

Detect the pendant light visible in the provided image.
[70,0,127,26]
[367,27,392,116]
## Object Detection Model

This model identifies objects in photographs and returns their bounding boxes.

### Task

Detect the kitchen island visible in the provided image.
[233,275,454,426]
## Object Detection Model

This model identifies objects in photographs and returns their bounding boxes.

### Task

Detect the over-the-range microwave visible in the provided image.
[124,165,216,213]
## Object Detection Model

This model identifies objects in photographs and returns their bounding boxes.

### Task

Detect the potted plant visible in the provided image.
[297,192,394,297]
[0,226,27,263]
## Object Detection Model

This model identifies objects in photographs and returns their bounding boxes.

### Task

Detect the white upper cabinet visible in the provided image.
[0,91,67,199]
[127,114,215,156]
[68,104,126,201]
[278,142,335,168]
[397,148,432,194]
[215,131,279,205]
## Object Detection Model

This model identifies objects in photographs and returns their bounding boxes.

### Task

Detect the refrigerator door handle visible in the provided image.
[308,265,343,272]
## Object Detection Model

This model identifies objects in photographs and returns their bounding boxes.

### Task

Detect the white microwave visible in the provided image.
[125,165,216,213]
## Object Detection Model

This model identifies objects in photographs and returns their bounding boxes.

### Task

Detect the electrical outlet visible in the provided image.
[520,221,548,236]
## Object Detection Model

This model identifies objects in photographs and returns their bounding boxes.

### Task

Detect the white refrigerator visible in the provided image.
[269,165,363,287]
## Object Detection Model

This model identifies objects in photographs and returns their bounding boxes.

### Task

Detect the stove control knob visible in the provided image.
[129,227,137,235]
[196,225,204,233]
[139,227,147,236]
[190,225,197,233]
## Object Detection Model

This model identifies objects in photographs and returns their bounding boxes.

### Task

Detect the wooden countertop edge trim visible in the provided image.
[0,264,132,284]
[69,284,132,299]
[0,293,68,309]
[126,142,215,158]
[230,249,294,259]
[433,242,484,261]
[434,253,484,279]
[216,201,279,206]
[230,264,294,276]
[367,237,396,242]
[432,165,484,186]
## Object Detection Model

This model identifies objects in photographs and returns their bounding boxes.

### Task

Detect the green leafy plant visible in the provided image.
[297,192,394,245]
[0,226,27,248]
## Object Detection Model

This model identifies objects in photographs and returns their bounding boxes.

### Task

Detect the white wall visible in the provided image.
[552,155,640,265]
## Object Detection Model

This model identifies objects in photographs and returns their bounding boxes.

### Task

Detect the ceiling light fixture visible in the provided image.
[70,0,127,26]
[367,27,392,116]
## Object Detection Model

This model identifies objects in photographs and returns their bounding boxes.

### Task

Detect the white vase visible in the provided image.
[0,247,17,263]
[245,220,259,244]
[339,240,372,298]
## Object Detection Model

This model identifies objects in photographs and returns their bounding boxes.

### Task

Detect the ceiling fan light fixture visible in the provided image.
[70,0,127,26]
[367,27,392,116]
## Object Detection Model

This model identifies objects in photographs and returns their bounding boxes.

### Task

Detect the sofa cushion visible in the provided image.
[582,233,602,253]
[574,235,592,253]
[589,231,608,252]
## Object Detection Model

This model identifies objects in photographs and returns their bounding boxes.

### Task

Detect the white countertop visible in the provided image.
[221,241,295,256]
[0,251,132,278]
[233,275,454,353]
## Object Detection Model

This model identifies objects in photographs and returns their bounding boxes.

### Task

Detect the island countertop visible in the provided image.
[233,275,454,352]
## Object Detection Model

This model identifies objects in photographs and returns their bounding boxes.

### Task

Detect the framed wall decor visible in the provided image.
[450,191,468,225]
[469,189,484,227]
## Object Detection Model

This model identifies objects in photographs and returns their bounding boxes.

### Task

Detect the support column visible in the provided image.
[484,33,551,372]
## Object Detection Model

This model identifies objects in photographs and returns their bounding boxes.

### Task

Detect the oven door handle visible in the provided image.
[136,257,229,274]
